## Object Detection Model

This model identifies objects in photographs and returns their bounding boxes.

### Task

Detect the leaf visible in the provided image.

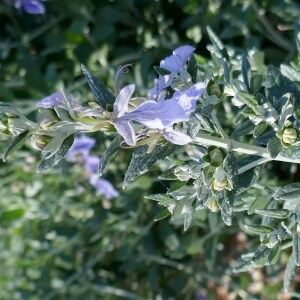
[255,130,276,145]
[280,146,300,160]
[233,258,254,273]
[206,26,228,60]
[235,92,259,113]
[293,229,300,266]
[153,66,171,76]
[99,136,122,176]
[265,65,300,106]
[241,54,253,92]
[255,209,289,219]
[252,245,271,265]
[267,243,280,265]
[280,64,300,82]
[253,121,267,138]
[37,134,75,172]
[158,167,177,180]
[267,136,282,158]
[283,255,296,292]
[231,120,255,138]
[154,209,171,222]
[274,183,300,201]
[245,224,273,234]
[223,152,238,188]
[123,143,177,187]
[81,64,115,109]
[217,189,235,226]
[0,102,23,116]
[145,194,176,206]
[3,130,29,161]
[221,59,230,83]
[187,54,197,82]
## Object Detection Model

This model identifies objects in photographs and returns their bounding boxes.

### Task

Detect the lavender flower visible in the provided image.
[109,84,136,146]
[65,136,96,162]
[65,136,119,199]
[160,45,195,74]
[149,45,195,99]
[15,0,46,14]
[36,92,83,113]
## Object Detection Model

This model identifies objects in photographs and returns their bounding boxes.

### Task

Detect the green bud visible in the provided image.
[207,147,226,167]
[37,109,59,129]
[31,134,52,150]
[206,197,220,212]
[208,83,222,98]
[282,128,298,145]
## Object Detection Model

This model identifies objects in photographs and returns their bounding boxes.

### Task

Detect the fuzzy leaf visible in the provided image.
[154,209,171,222]
[81,64,115,109]
[245,224,273,234]
[267,136,282,158]
[99,136,122,176]
[255,209,289,219]
[123,143,177,187]
[37,134,75,172]
[3,130,29,161]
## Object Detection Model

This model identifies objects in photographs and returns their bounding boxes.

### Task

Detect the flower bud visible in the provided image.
[206,197,220,212]
[174,165,191,181]
[204,147,226,167]
[31,134,52,150]
[37,109,59,129]
[212,167,232,192]
[208,83,222,98]
[282,128,298,145]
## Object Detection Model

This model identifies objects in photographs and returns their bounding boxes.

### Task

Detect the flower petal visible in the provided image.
[173,45,195,64]
[163,128,192,145]
[23,0,46,14]
[148,74,173,100]
[171,82,205,115]
[89,175,119,199]
[123,99,188,129]
[114,120,136,146]
[113,84,135,117]
[65,136,96,161]
[84,155,100,174]
[160,45,195,74]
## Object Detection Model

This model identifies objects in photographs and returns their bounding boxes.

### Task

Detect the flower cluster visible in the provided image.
[66,136,119,200]
[14,0,46,14]
[36,45,205,149]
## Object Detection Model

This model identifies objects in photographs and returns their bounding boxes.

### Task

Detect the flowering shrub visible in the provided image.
[1,0,300,296]
[2,25,300,294]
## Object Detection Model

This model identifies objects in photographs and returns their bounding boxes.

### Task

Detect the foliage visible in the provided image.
[1,0,300,299]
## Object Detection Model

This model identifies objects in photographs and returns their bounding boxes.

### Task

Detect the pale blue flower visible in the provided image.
[148,45,195,100]
[89,175,119,199]
[65,136,96,162]
[15,0,46,14]
[36,92,83,112]
[109,84,136,146]
[160,45,195,74]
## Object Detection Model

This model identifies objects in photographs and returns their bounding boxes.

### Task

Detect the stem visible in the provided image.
[237,157,271,175]
[194,133,300,164]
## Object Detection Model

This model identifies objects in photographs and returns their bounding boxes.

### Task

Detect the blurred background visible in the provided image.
[0,0,300,299]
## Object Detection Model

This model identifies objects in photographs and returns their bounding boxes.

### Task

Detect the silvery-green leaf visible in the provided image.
[206,26,228,60]
[283,255,296,292]
[158,167,177,180]
[274,183,300,201]
[267,243,280,265]
[154,209,171,222]
[3,130,29,161]
[187,54,197,82]
[37,134,75,172]
[0,102,23,117]
[245,224,273,234]
[255,130,276,145]
[251,245,270,265]
[293,228,300,266]
[280,64,300,82]
[233,258,254,273]
[234,92,259,113]
[217,189,235,226]
[81,64,115,109]
[267,136,282,158]
[241,54,253,92]
[280,146,300,159]
[98,136,122,176]
[253,121,267,138]
[265,65,300,107]
[153,66,171,76]
[255,209,289,219]
[231,120,255,138]
[221,59,230,83]
[123,143,177,187]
